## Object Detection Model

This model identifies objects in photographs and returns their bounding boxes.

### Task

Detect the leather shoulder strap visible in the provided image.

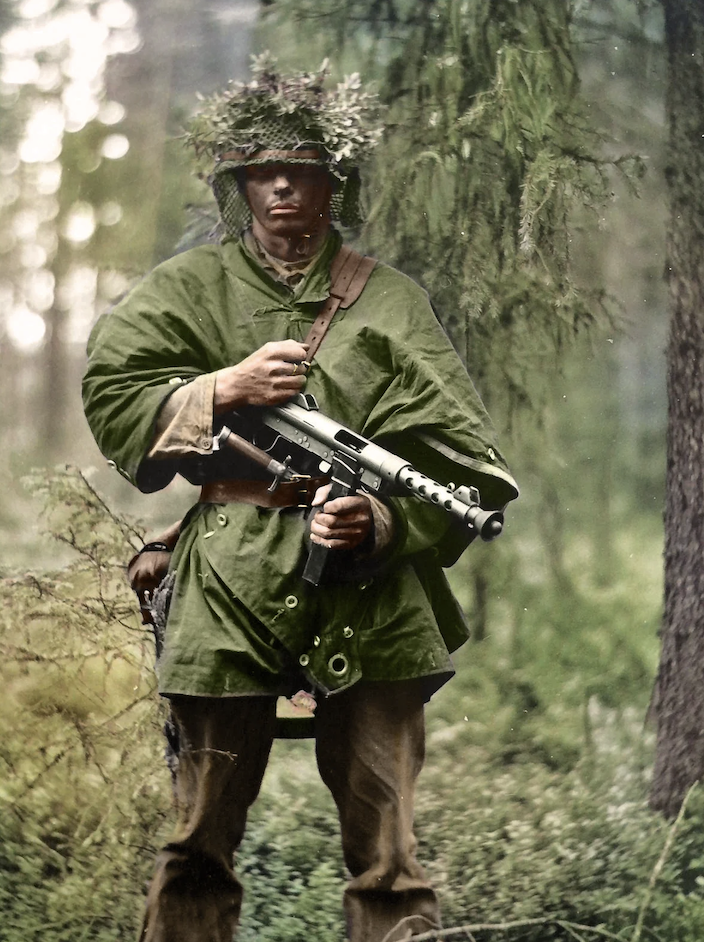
[329,245,377,309]
[303,246,377,361]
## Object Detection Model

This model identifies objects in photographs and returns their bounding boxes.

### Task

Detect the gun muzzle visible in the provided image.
[466,507,504,541]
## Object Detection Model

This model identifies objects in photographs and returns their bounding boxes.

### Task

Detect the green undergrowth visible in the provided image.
[238,669,704,942]
[1,467,702,942]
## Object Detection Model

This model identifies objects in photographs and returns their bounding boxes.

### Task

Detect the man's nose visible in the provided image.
[272,174,293,194]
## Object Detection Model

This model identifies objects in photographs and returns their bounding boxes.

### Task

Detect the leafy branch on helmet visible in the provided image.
[183,52,384,173]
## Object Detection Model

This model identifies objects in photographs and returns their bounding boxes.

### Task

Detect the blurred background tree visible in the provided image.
[0,0,256,564]
[649,0,704,819]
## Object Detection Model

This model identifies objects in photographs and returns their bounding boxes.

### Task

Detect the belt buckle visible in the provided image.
[291,474,314,508]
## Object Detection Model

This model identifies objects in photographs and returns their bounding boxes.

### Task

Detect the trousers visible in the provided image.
[138,680,441,942]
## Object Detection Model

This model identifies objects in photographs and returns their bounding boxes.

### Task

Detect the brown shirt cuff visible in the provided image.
[148,373,216,458]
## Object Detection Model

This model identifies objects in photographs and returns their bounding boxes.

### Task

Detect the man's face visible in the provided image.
[243,163,333,238]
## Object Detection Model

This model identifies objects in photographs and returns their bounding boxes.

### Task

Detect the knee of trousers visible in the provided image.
[339,795,420,883]
[156,845,242,894]
[140,846,244,942]
[342,826,428,893]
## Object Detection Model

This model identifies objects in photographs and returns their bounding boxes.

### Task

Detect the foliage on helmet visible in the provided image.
[184,52,383,173]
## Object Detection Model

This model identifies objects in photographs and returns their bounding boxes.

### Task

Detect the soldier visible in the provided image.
[82,58,518,942]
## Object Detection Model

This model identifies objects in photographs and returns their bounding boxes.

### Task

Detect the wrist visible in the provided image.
[214,366,246,414]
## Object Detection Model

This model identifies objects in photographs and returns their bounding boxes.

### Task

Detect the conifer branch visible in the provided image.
[12,689,156,801]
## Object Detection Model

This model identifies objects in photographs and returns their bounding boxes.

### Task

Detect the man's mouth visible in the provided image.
[269,203,301,215]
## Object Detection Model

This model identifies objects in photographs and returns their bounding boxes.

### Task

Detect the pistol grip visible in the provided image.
[302,473,355,587]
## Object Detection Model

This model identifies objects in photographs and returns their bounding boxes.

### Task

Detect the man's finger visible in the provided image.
[273,373,306,388]
[311,484,332,507]
[312,512,365,532]
[268,373,306,394]
[313,510,367,530]
[270,359,306,377]
[310,534,350,549]
[268,340,309,361]
[322,496,371,516]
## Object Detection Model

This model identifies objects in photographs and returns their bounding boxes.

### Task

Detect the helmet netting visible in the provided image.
[207,116,365,237]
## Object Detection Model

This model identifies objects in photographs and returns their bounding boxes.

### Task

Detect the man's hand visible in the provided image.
[214,340,309,413]
[127,548,172,625]
[309,484,374,552]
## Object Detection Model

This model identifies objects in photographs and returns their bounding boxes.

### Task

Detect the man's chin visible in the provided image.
[267,220,322,238]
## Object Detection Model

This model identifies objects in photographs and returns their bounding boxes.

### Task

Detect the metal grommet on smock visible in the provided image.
[328,654,349,677]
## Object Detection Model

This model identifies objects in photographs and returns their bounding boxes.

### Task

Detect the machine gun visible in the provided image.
[213,393,503,586]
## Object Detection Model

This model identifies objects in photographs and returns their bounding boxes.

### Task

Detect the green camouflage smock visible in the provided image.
[83,231,518,698]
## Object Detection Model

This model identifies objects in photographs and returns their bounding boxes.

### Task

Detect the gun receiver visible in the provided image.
[259,395,503,584]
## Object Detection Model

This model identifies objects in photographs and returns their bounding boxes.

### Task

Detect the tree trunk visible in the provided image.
[650,0,704,818]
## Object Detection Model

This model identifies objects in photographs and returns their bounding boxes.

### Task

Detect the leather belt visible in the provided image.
[199,477,329,508]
